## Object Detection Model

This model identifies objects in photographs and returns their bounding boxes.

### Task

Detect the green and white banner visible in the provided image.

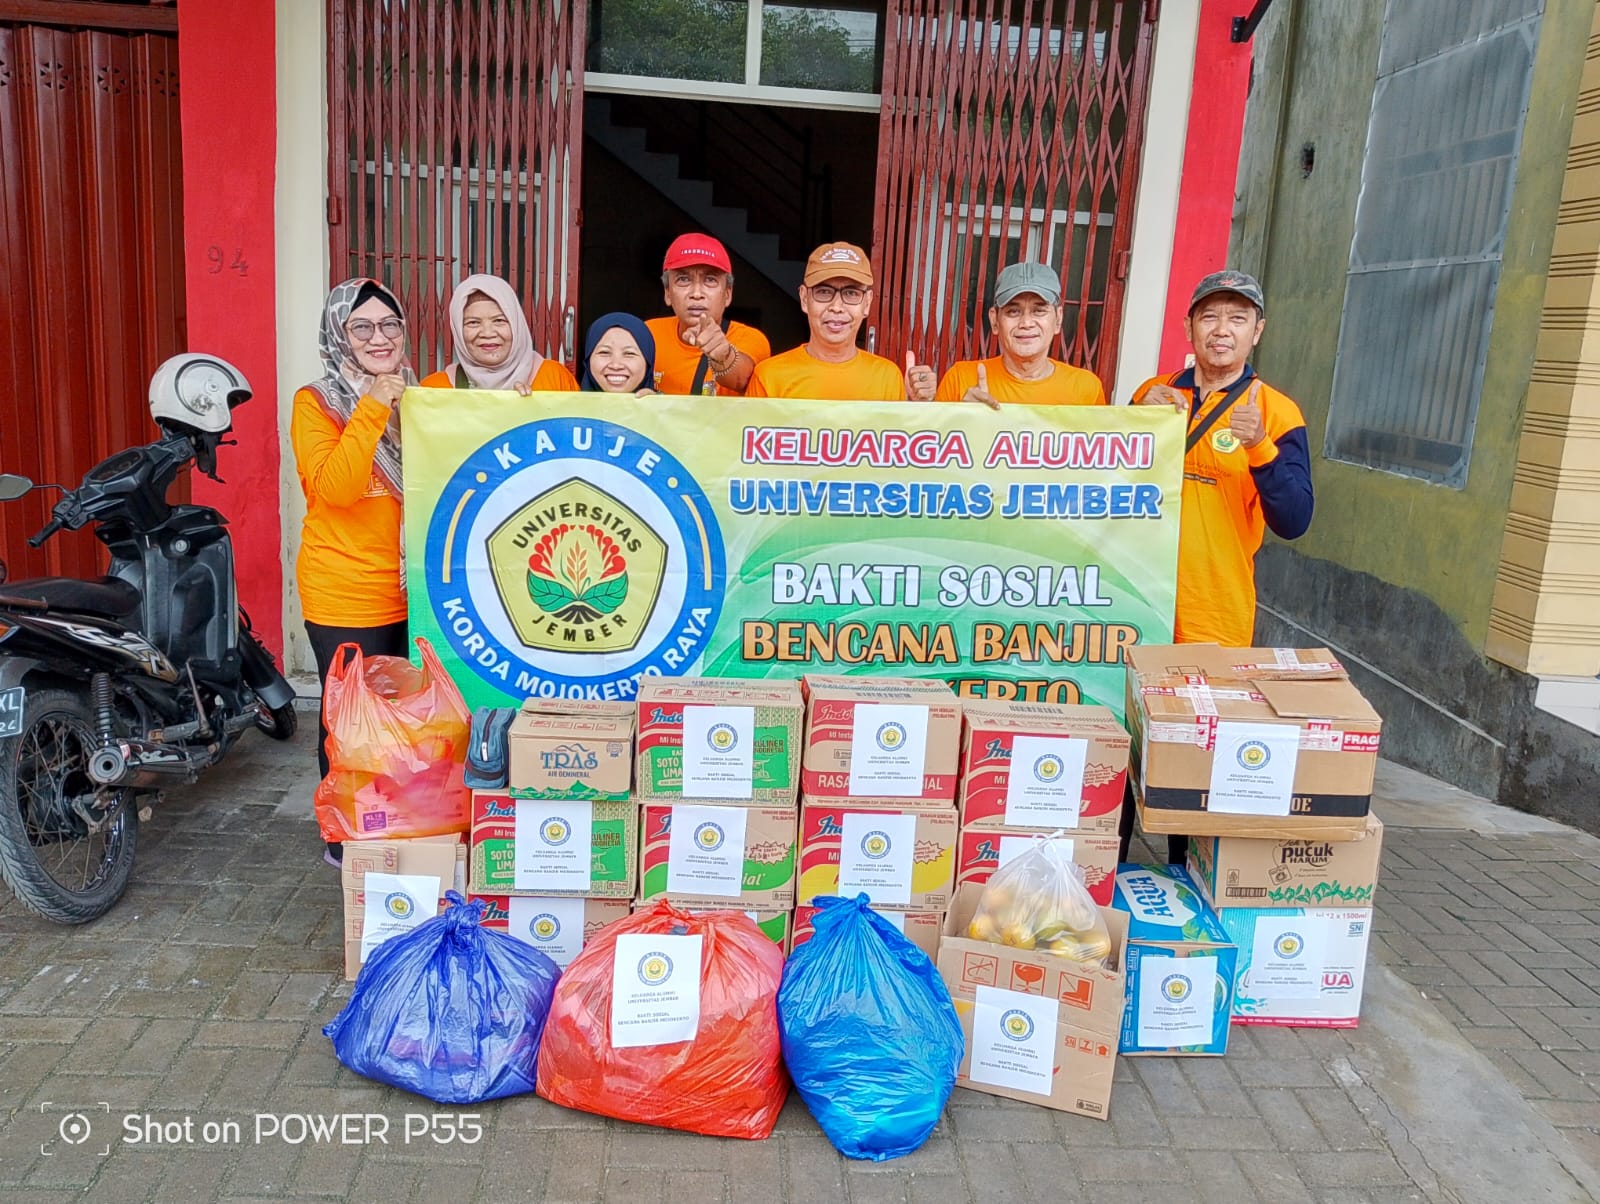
[403,390,1183,719]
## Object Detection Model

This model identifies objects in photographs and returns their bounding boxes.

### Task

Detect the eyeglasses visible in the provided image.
[808,285,866,305]
[347,317,405,343]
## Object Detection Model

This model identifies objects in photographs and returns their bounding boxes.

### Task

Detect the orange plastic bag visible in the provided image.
[536,900,788,1139]
[313,638,471,841]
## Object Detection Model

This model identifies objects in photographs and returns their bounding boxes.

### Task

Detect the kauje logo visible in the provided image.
[694,821,726,852]
[1161,973,1193,1003]
[1273,932,1304,959]
[638,952,674,986]
[1000,1009,1035,1042]
[384,891,415,920]
[1032,753,1064,784]
[1237,740,1271,771]
[539,817,572,847]
[707,723,738,753]
[860,830,893,860]
[424,418,726,699]
[875,721,907,752]
[529,913,561,942]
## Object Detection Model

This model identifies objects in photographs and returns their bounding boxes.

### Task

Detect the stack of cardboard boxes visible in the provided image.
[790,676,961,960]
[1120,644,1386,1048]
[634,678,804,949]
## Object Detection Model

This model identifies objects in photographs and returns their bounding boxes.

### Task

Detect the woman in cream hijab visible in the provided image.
[420,274,578,392]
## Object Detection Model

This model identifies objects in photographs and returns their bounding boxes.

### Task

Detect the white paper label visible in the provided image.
[1003,735,1088,826]
[680,705,756,799]
[610,932,703,1048]
[665,804,748,897]
[847,703,929,796]
[1135,953,1217,1048]
[838,811,918,905]
[360,872,439,961]
[998,834,1075,870]
[513,800,594,891]
[506,895,587,967]
[970,985,1058,1096]
[1207,721,1301,816]
[1250,914,1329,999]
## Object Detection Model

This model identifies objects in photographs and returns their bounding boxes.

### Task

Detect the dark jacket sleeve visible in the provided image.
[1251,426,1314,539]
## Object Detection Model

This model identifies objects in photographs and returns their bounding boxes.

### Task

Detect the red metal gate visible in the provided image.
[0,13,185,580]
[872,0,1156,387]
[327,0,587,373]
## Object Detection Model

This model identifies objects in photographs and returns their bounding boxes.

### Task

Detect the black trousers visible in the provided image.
[304,619,410,779]
[1116,779,1190,866]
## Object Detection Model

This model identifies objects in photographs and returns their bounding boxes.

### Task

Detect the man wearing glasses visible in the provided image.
[745,242,908,401]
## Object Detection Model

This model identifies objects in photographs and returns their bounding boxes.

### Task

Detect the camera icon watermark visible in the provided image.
[39,1102,111,1157]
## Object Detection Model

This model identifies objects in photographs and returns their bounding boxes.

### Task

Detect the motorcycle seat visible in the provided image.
[0,575,142,619]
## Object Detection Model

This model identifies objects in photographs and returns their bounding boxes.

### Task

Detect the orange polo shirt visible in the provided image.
[746,345,906,401]
[418,359,579,391]
[646,317,771,397]
[1131,369,1309,647]
[290,388,406,628]
[935,356,1107,406]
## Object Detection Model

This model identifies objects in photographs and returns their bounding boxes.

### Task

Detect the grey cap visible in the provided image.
[993,262,1063,308]
[1190,270,1265,314]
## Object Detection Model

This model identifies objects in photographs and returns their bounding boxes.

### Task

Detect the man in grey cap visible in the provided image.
[905,261,1107,407]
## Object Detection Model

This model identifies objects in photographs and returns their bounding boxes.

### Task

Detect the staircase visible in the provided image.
[585,96,818,295]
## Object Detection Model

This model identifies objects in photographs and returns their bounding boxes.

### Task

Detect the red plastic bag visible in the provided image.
[313,638,471,841]
[536,900,788,1139]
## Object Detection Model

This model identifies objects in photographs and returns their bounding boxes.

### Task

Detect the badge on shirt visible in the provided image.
[1211,429,1242,453]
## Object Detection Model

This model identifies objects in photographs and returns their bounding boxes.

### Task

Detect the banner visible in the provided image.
[403,391,1182,719]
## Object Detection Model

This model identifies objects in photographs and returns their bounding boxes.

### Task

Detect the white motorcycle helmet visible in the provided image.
[148,354,251,435]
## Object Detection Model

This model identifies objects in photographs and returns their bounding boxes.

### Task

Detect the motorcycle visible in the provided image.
[0,354,297,923]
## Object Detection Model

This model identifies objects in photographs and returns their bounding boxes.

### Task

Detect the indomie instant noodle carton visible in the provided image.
[801,675,962,801]
[957,699,1129,833]
[637,802,798,910]
[797,798,957,911]
[635,677,803,803]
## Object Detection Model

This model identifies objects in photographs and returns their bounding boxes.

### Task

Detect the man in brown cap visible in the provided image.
[746,242,907,401]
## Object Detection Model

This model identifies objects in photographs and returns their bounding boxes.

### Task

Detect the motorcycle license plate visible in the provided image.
[0,686,23,737]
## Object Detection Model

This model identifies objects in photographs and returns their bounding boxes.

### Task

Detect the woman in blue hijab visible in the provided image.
[579,312,658,395]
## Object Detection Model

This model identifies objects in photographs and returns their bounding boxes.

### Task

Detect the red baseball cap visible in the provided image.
[662,234,733,274]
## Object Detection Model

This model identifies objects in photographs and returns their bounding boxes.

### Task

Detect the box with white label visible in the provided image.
[636,678,803,804]
[1111,863,1237,1056]
[791,903,943,963]
[797,798,957,911]
[954,827,1119,906]
[1125,644,1380,840]
[801,675,962,801]
[637,802,798,910]
[341,835,466,979]
[507,703,634,799]
[468,894,631,967]
[957,700,1129,834]
[949,992,1118,1119]
[1214,906,1373,1027]
[468,792,638,898]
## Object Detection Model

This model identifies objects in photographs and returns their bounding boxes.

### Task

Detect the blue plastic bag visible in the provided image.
[778,894,963,1160]
[324,891,561,1103]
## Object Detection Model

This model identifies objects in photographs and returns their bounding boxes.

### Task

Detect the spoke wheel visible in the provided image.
[0,688,137,923]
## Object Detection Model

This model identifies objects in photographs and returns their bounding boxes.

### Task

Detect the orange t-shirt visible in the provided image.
[746,345,906,401]
[1131,371,1308,647]
[934,356,1107,406]
[419,358,579,392]
[290,388,406,627]
[646,318,771,397]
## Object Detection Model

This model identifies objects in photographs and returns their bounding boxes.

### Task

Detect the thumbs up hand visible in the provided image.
[905,350,937,401]
[1229,382,1266,448]
[962,361,1001,411]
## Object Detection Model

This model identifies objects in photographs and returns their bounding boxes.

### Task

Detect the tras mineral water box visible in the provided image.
[467,791,638,898]
[797,797,958,911]
[801,675,962,801]
[1215,906,1374,1027]
[506,703,634,799]
[467,895,630,968]
[637,802,798,910]
[957,700,1129,833]
[791,904,944,962]
[1112,863,1237,1056]
[635,677,803,803]
[1188,813,1384,910]
[954,827,1119,906]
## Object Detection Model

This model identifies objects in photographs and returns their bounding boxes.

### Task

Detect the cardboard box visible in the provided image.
[520,698,634,718]
[792,904,944,963]
[1188,814,1384,910]
[506,706,633,799]
[467,894,630,967]
[342,836,466,979]
[801,675,962,801]
[797,797,958,911]
[1125,644,1381,839]
[1111,863,1237,1056]
[635,677,803,803]
[468,792,638,898]
[950,997,1118,1119]
[638,802,798,909]
[957,700,1129,834]
[954,827,1119,906]
[1215,906,1373,1027]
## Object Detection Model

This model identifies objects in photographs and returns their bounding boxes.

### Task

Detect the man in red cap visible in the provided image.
[647,234,771,396]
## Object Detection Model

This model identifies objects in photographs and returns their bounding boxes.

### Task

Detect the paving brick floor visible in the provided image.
[0,723,1594,1203]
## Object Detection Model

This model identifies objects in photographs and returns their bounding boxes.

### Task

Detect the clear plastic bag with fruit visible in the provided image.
[967,834,1112,968]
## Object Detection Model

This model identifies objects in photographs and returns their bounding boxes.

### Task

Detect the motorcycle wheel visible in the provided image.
[256,699,298,741]
[0,688,138,924]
